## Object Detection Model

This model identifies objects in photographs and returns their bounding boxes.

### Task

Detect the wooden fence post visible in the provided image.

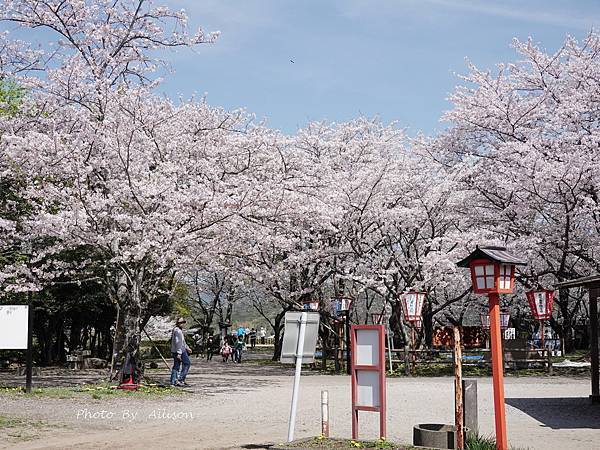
[453,326,464,450]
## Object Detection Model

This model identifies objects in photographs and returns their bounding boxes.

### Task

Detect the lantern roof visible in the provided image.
[555,274,600,290]
[456,246,527,268]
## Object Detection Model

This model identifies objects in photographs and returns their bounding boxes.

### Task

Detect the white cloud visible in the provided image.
[422,0,597,30]
[341,0,598,31]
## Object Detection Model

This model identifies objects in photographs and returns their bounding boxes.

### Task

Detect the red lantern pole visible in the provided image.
[540,321,545,350]
[489,292,508,450]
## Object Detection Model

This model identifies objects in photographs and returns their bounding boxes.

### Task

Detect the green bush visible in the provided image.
[466,434,496,450]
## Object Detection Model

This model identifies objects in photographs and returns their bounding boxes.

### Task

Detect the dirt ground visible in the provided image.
[0,355,599,450]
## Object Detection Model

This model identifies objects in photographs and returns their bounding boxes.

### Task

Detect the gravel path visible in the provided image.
[1,357,599,449]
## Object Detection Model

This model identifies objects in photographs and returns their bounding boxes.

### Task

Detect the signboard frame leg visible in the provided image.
[287,311,308,442]
[26,296,33,393]
[351,324,386,440]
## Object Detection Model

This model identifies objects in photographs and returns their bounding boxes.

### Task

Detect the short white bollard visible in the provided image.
[321,390,329,437]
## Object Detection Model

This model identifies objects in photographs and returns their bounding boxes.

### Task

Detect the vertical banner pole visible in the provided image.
[488,293,508,450]
[25,295,33,394]
[288,312,308,442]
[321,390,329,437]
[453,326,464,450]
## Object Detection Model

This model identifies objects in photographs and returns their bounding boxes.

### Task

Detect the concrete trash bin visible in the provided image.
[413,423,468,449]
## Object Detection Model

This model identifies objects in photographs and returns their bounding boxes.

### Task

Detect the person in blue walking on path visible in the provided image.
[170,317,192,386]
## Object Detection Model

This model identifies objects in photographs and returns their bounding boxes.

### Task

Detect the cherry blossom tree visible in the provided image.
[0,1,286,363]
[440,32,600,350]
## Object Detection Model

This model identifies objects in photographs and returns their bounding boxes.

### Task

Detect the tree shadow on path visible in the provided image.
[506,397,600,429]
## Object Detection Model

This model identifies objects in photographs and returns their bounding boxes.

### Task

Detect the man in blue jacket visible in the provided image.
[170,317,192,386]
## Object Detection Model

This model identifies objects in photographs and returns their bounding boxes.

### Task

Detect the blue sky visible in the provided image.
[3,1,598,135]
[160,0,599,135]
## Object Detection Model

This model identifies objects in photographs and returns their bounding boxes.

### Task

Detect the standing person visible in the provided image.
[170,317,192,386]
[250,328,257,349]
[206,335,214,361]
[237,326,245,341]
[234,335,246,363]
[193,333,202,358]
[259,326,266,345]
[221,339,232,362]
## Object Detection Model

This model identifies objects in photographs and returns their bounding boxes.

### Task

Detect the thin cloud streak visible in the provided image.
[420,0,597,31]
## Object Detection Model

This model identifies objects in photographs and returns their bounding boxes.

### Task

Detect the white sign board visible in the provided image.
[0,305,29,349]
[355,329,380,366]
[504,327,516,340]
[357,370,380,407]
[354,328,382,408]
[280,311,320,364]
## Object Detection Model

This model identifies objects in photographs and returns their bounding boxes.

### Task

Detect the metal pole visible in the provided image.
[109,303,120,380]
[334,322,340,373]
[453,326,464,450]
[488,293,508,450]
[410,326,415,375]
[321,390,329,437]
[25,293,33,393]
[142,329,171,372]
[589,289,599,403]
[540,321,545,350]
[386,322,393,373]
[345,312,351,375]
[288,311,308,442]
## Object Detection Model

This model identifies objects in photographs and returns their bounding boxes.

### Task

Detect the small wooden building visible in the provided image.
[555,275,600,403]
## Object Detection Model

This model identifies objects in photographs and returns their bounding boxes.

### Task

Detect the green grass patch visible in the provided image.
[0,383,187,400]
[466,433,529,450]
[0,414,59,443]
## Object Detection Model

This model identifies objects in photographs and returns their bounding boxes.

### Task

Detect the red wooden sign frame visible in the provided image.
[351,324,386,440]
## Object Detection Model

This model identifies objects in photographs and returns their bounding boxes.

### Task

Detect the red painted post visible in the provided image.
[351,325,358,440]
[488,293,508,450]
[379,325,387,439]
[351,325,386,440]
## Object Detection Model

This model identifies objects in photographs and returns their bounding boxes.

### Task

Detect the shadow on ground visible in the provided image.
[506,397,600,429]
[0,348,330,393]
[239,444,274,449]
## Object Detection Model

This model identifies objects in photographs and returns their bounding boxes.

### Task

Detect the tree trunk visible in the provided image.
[555,289,576,354]
[120,277,142,360]
[113,270,144,369]
[272,309,287,361]
[423,306,434,348]
[389,300,407,348]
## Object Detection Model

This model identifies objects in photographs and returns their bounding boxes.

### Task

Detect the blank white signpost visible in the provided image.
[0,305,32,392]
[351,324,386,440]
[280,311,320,442]
[0,305,29,349]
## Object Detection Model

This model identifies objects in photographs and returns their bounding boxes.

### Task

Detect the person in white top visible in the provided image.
[170,317,192,386]
[259,326,266,345]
